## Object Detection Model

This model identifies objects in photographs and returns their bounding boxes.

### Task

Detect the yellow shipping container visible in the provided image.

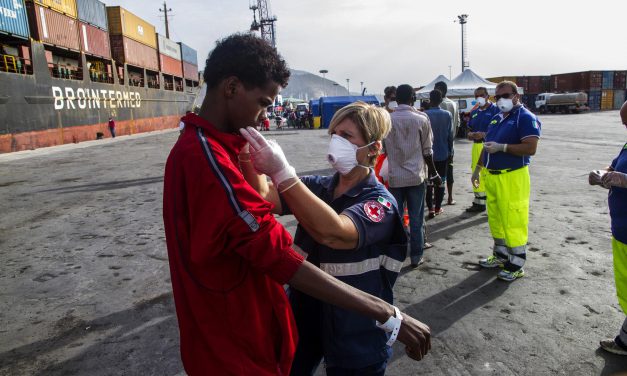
[107,6,156,49]
[32,0,77,18]
[601,90,614,110]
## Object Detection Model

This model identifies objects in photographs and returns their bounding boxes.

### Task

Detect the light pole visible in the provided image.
[319,69,328,96]
[360,81,363,94]
[456,14,469,72]
[333,82,339,96]
[448,65,452,80]
[346,78,350,95]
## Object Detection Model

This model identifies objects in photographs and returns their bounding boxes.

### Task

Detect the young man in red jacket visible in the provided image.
[163,33,432,375]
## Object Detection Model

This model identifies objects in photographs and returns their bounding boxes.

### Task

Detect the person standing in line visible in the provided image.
[434,81,459,205]
[589,100,627,356]
[385,84,441,268]
[162,33,431,376]
[424,90,454,218]
[108,117,116,138]
[466,87,500,213]
[472,81,541,282]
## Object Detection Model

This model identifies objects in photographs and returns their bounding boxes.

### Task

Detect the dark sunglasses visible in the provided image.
[494,93,515,101]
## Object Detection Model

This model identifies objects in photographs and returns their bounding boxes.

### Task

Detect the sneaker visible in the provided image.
[410,258,425,268]
[600,339,627,356]
[424,242,433,249]
[466,204,486,213]
[479,255,504,268]
[497,269,525,282]
[435,208,444,216]
[428,210,435,219]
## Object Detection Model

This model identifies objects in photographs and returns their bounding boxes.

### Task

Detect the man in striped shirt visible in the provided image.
[385,84,442,267]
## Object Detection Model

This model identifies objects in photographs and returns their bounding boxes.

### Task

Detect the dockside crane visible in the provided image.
[249,0,277,48]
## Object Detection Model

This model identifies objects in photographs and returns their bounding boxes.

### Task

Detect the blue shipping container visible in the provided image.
[602,71,614,90]
[0,0,29,40]
[77,0,107,31]
[178,42,198,66]
[319,96,379,128]
[588,90,601,111]
[309,99,320,116]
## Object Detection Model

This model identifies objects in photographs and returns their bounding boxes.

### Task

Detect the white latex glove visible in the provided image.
[239,126,296,186]
[588,170,606,186]
[471,166,482,189]
[601,171,627,189]
[483,141,506,154]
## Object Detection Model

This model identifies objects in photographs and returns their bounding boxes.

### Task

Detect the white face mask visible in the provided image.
[476,97,486,107]
[497,98,514,112]
[387,101,398,110]
[327,135,373,175]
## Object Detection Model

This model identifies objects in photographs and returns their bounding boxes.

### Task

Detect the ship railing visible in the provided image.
[0,54,33,75]
[148,80,160,89]
[49,64,83,81]
[89,70,114,84]
[175,83,183,92]
[164,82,174,91]
[129,78,144,87]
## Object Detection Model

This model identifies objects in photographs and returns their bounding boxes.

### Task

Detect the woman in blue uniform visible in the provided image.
[240,102,413,374]
[589,101,627,356]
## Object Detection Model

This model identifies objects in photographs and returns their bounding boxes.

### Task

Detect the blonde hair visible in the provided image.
[328,101,391,164]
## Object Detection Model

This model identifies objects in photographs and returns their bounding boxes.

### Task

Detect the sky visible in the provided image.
[109,0,627,94]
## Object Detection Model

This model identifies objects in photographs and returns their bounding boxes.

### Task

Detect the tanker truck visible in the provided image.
[535,92,589,114]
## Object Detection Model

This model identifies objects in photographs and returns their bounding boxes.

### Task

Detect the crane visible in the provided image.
[249,0,277,48]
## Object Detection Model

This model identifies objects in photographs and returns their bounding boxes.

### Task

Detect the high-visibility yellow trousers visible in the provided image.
[471,143,486,194]
[613,237,627,314]
[485,166,530,271]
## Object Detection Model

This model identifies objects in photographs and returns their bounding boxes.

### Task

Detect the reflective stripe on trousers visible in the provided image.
[485,166,530,272]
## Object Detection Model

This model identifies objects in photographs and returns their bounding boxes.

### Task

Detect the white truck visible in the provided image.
[535,92,589,114]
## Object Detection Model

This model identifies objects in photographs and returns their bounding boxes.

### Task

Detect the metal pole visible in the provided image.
[346,78,350,95]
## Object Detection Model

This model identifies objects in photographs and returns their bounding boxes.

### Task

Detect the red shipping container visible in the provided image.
[515,76,529,92]
[27,3,80,51]
[528,76,542,94]
[159,53,182,77]
[110,34,158,71]
[182,60,198,81]
[614,71,626,90]
[79,21,110,59]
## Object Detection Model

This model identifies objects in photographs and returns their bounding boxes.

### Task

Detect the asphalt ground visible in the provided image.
[0,111,626,375]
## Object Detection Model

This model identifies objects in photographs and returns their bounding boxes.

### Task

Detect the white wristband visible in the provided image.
[376,305,403,346]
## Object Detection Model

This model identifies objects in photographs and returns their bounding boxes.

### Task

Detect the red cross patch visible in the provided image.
[364,201,385,222]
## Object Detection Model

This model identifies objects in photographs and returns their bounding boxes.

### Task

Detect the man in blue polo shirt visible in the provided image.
[466,86,500,213]
[471,81,541,282]
[589,100,627,356]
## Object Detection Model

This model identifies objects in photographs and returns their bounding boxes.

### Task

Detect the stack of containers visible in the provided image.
[613,71,626,110]
[26,0,80,51]
[157,34,182,77]
[106,6,158,72]
[587,71,603,111]
[0,0,30,40]
[76,0,110,59]
[178,42,198,82]
[600,71,614,110]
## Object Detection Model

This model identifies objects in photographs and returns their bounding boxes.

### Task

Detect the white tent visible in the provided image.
[415,75,450,99]
[416,69,513,99]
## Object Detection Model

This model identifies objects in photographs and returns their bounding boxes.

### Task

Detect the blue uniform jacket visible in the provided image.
[284,171,407,369]
[468,103,500,142]
[609,143,627,244]
[483,105,541,170]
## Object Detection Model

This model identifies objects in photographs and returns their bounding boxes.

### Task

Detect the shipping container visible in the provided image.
[110,34,158,71]
[589,71,602,90]
[27,3,80,51]
[76,0,106,30]
[106,6,156,49]
[527,76,543,94]
[614,90,626,110]
[157,33,180,61]
[178,41,197,65]
[601,89,614,110]
[182,60,198,81]
[159,52,182,77]
[79,21,109,58]
[515,76,529,92]
[31,0,77,18]
[588,90,601,111]
[602,71,614,90]
[0,0,30,39]
[614,71,626,90]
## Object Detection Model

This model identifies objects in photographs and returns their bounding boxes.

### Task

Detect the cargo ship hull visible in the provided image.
[0,40,195,153]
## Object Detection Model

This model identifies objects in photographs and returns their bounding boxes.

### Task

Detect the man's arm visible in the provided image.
[504,137,539,156]
[239,152,283,214]
[289,261,431,360]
